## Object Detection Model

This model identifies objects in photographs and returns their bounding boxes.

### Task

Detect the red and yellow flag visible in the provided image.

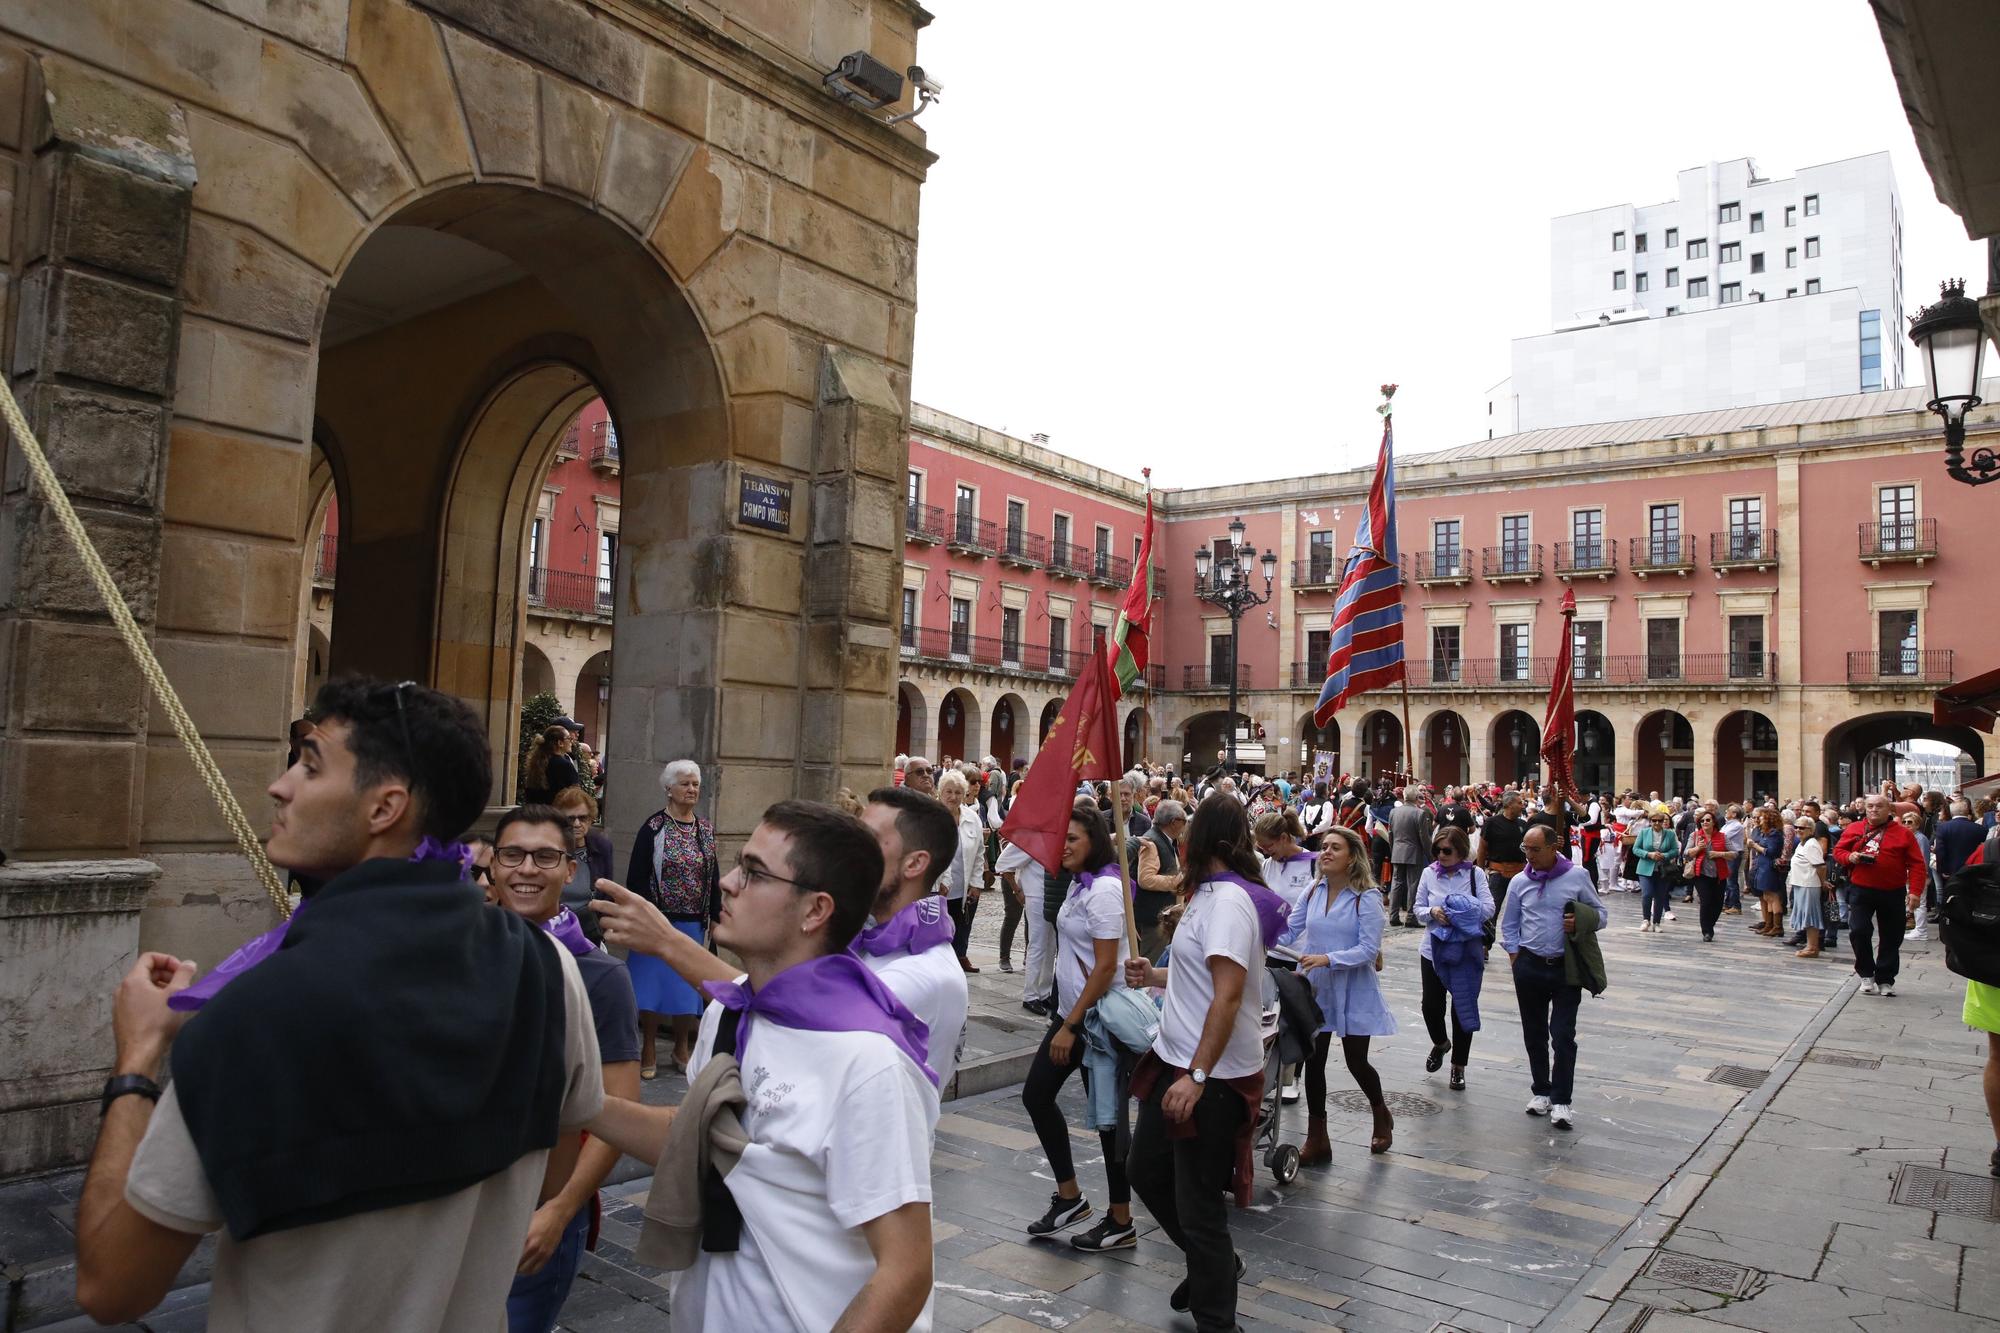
[996,647,1126,873]
[1109,473,1155,697]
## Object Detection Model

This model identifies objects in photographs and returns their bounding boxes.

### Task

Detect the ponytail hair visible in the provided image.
[1251,808,1305,846]
[1178,793,1267,899]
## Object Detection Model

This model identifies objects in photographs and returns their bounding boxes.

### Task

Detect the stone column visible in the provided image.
[0,858,160,1175]
[1,58,191,862]
[1773,455,1807,797]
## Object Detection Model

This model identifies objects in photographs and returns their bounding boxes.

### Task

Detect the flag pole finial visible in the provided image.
[1377,383,1398,418]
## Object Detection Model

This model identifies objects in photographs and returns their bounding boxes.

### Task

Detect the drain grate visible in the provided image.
[1805,1049,1882,1069]
[1705,1064,1769,1090]
[1890,1165,2000,1219]
[1330,1089,1442,1117]
[1644,1250,1758,1297]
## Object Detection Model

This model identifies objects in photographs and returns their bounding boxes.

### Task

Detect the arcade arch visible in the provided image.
[1490,710,1540,786]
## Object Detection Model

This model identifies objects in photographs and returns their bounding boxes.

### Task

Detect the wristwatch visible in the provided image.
[100,1073,162,1117]
[1189,1067,1208,1086]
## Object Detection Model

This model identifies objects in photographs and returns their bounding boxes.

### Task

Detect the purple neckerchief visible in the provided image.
[1274,851,1317,866]
[1208,871,1290,947]
[853,894,955,957]
[167,900,306,1013]
[1427,860,1474,879]
[1069,863,1131,900]
[1523,854,1576,896]
[412,837,477,877]
[703,953,939,1087]
[541,907,595,957]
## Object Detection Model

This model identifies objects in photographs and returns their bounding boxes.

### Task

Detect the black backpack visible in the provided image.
[1940,857,2000,987]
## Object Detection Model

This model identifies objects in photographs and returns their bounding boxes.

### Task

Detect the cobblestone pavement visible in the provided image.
[12,897,1998,1331]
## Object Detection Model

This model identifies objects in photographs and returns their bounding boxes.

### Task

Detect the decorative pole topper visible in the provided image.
[1378,383,1398,418]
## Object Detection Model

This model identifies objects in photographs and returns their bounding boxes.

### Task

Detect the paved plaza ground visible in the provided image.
[7,896,1997,1332]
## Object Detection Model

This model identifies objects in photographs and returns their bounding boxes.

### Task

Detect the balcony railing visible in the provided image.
[900,625,1096,678]
[588,422,619,473]
[554,424,581,459]
[999,526,1046,567]
[905,501,946,544]
[1709,528,1777,570]
[947,511,997,556]
[1628,535,1696,576]
[1553,540,1616,579]
[1047,540,1092,578]
[1292,558,1338,589]
[1848,649,1954,684]
[1481,544,1543,582]
[1859,519,1938,565]
[528,566,613,617]
[1278,652,1781,690]
[1090,551,1133,588]
[313,533,337,582]
[1182,663,1254,692]
[1410,551,1471,584]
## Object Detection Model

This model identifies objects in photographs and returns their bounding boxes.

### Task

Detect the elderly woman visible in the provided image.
[623,759,717,1076]
[1414,825,1493,1091]
[1134,798,1187,961]
[938,767,984,973]
[549,786,617,944]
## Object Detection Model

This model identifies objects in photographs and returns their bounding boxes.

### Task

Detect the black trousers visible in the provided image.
[997,888,1024,965]
[1848,886,1907,985]
[1485,868,1513,947]
[1420,956,1474,1067]
[1127,1076,1245,1333]
[1694,875,1724,937]
[1021,1019,1127,1204]
[949,892,980,958]
[1512,953,1582,1104]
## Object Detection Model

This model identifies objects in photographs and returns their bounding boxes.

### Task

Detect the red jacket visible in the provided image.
[1832,818,1925,897]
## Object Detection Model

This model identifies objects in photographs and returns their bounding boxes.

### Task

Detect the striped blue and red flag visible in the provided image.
[1313,408,1405,727]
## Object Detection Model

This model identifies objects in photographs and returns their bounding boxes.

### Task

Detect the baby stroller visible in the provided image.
[1252,956,1324,1186]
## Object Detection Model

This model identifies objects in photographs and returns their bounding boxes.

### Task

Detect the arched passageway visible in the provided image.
[1636,710,1694,799]
[1715,711,1778,804]
[1181,710,1252,774]
[898,682,929,759]
[522,643,556,702]
[1124,708,1147,771]
[937,689,976,765]
[1490,710,1540,787]
[1356,710,1404,783]
[1421,710,1470,788]
[1574,710,1615,795]
[574,651,612,748]
[1040,698,1064,745]
[1821,712,1987,805]
[1296,714,1340,784]
[992,694,1026,771]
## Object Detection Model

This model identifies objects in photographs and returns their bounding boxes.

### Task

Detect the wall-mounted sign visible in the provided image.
[738,474,792,532]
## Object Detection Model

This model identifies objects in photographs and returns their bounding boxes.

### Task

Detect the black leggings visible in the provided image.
[1302,1031,1385,1117]
[1419,956,1474,1067]
[1021,1018,1128,1205]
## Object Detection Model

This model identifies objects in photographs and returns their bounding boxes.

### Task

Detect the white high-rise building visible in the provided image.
[1488,154,1904,434]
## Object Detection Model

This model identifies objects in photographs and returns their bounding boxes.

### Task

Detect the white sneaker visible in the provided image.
[1907,930,1928,941]
[1281,1082,1300,1103]
[1636,922,1652,933]
[1550,1103,1573,1129]
[1664,911,1677,921]
[1881,983,1897,997]
[1526,1095,1551,1116]
[1861,981,1881,995]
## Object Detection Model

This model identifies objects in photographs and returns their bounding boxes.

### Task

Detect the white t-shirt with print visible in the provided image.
[1153,877,1265,1079]
[1787,836,1826,888]
[1053,872,1131,1014]
[1259,853,1318,961]
[861,942,969,1089]
[674,996,938,1333]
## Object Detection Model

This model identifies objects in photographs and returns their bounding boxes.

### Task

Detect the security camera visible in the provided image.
[907,65,943,99]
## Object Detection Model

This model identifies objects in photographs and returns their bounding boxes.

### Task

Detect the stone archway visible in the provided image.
[937,688,977,765]
[1637,710,1695,799]
[1714,710,1778,804]
[1575,710,1616,796]
[1123,707,1148,771]
[1491,710,1540,787]
[573,651,612,749]
[1419,710,1471,788]
[1820,713,1983,805]
[1355,709,1404,782]
[992,693,1027,771]
[1296,713,1340,782]
[1040,697,1064,745]
[522,642,557,702]
[897,681,928,758]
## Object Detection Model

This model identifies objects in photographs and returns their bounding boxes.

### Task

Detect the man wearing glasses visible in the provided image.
[587,802,937,1331]
[489,807,641,1333]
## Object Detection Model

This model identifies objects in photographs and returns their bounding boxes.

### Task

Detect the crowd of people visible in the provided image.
[70,679,2000,1333]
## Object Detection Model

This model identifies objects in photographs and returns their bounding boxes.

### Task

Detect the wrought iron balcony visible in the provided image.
[588,422,619,474]
[1410,551,1471,585]
[1291,558,1339,589]
[1847,648,1954,684]
[947,510,997,557]
[1858,519,1938,566]
[1628,535,1697,577]
[1553,540,1616,580]
[1047,540,1091,579]
[905,501,946,544]
[1481,543,1543,582]
[527,566,613,618]
[313,533,337,583]
[1089,551,1133,588]
[1276,652,1781,690]
[1709,528,1777,572]
[1181,663,1254,692]
[900,625,1097,678]
[998,526,1046,567]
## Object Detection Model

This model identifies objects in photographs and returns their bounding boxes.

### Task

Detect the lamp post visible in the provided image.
[1907,278,1994,486]
[1193,516,1277,770]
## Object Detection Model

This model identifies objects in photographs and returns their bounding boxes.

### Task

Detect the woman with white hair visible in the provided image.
[938,767,984,972]
[623,758,717,1076]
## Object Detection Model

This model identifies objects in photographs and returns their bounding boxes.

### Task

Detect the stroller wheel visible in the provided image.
[1267,1142,1301,1186]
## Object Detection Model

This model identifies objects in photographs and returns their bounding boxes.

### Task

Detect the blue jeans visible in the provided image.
[1639,874,1672,924]
[506,1205,590,1333]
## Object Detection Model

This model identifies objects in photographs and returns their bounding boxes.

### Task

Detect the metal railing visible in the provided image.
[1182,663,1254,692]
[1858,519,1938,561]
[905,501,946,543]
[313,533,337,582]
[1275,652,1782,690]
[948,510,998,555]
[999,526,1046,565]
[1710,528,1777,566]
[1047,540,1093,578]
[554,424,581,459]
[528,566,613,616]
[1089,551,1133,587]
[901,624,1096,677]
[588,422,619,469]
[1847,649,1954,684]
[1410,551,1469,582]
[1292,558,1339,588]
[1481,544,1544,579]
[1553,540,1616,577]
[1628,535,1697,573]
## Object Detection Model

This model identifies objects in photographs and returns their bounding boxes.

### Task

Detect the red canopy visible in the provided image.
[1933,666,2000,734]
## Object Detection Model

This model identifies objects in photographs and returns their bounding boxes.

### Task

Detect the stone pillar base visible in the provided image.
[0,859,159,1179]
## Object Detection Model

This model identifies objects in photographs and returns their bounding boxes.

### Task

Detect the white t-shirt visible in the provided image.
[1787,836,1826,888]
[1153,877,1265,1079]
[675,996,937,1333]
[995,840,1045,902]
[861,942,969,1089]
[1053,872,1131,1013]
[1259,852,1318,960]
[125,937,604,1333]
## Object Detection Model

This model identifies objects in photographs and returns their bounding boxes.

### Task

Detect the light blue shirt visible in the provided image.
[1279,882,1397,1038]
[1413,862,1494,962]
[1500,861,1605,959]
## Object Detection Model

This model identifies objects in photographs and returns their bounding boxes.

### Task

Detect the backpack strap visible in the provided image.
[699,1006,746,1253]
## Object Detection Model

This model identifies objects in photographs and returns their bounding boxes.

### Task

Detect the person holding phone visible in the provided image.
[1834,793,1927,995]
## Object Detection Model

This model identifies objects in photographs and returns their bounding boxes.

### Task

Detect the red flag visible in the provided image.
[1110,473,1155,696]
[1540,588,1583,805]
[997,647,1125,873]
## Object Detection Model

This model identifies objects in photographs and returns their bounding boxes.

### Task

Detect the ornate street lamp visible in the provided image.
[1907,279,1994,486]
[1193,517,1276,768]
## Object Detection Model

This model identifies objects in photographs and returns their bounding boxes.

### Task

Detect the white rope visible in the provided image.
[0,377,290,918]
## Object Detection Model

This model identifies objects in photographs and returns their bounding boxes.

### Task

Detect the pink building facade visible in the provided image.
[901,382,1999,805]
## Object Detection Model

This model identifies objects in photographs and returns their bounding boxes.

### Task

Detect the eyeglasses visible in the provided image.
[731,854,815,893]
[388,680,419,772]
[559,815,591,827]
[493,846,576,869]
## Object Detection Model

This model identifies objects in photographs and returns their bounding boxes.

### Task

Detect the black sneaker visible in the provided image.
[1989,1145,1998,1178]
[1449,1066,1465,1091]
[1022,998,1050,1017]
[1170,1254,1246,1312]
[1026,1192,1090,1237]
[1069,1215,1136,1251]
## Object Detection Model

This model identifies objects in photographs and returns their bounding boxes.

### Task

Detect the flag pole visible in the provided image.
[1110,778,1140,957]
[1398,673,1416,786]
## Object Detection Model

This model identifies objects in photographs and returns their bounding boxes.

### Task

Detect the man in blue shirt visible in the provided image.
[1500,825,1606,1131]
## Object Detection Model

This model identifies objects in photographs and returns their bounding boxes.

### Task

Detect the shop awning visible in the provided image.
[1934,666,2000,733]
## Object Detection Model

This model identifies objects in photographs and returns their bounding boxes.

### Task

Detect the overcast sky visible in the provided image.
[906,1,1988,489]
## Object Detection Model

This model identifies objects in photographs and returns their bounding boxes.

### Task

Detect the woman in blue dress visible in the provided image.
[623,759,717,1077]
[1282,822,1397,1162]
